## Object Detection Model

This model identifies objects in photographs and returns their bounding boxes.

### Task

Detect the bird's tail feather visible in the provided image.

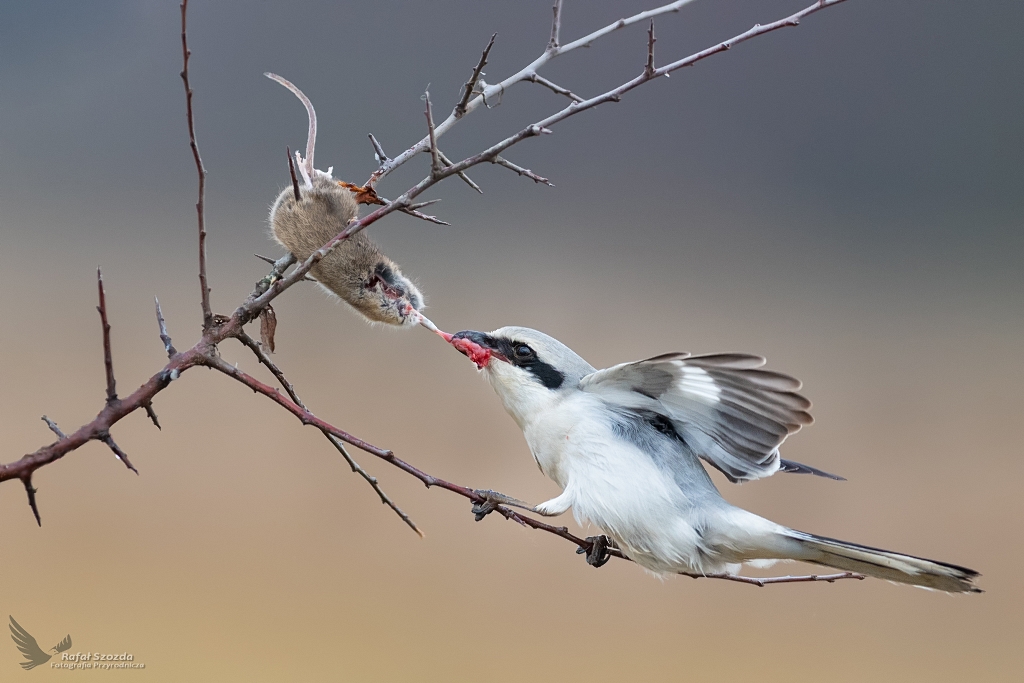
[781,529,980,593]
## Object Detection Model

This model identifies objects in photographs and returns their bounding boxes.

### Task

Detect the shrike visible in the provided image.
[447,326,979,593]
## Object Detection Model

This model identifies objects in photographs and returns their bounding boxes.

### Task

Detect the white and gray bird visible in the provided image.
[447,327,980,593]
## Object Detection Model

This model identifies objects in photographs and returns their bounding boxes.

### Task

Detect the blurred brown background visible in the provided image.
[1,1,1021,680]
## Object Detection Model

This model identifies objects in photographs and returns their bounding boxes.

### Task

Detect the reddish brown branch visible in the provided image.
[680,571,866,586]
[180,0,212,329]
[234,332,422,536]
[202,355,391,456]
[96,268,117,404]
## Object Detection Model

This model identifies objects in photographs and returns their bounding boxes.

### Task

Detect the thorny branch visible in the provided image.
[234,331,423,537]
[96,269,117,405]
[179,0,212,330]
[454,33,496,118]
[1,0,859,586]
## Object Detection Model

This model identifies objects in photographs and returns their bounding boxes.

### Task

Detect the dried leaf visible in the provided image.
[337,181,384,205]
[259,305,277,353]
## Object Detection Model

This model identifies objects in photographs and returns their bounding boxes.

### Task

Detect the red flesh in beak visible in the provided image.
[418,317,493,369]
[449,337,492,369]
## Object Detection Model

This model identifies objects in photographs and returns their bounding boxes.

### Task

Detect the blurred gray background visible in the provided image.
[1,1,1021,681]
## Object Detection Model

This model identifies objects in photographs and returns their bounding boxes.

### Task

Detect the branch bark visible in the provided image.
[179,0,212,329]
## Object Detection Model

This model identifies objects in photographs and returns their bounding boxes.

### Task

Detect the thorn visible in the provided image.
[96,268,118,404]
[144,401,162,430]
[287,146,301,201]
[154,297,177,358]
[41,416,66,440]
[22,478,42,526]
[101,433,138,475]
[645,20,657,77]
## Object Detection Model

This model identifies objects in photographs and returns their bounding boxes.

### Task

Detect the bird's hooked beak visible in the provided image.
[450,330,507,369]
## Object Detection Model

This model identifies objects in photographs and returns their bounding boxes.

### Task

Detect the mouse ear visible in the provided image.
[265,72,317,184]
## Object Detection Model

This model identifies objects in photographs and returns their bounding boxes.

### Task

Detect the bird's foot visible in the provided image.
[576,535,616,568]
[471,489,533,522]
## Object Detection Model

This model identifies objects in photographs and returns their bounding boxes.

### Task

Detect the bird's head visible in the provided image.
[449,327,595,426]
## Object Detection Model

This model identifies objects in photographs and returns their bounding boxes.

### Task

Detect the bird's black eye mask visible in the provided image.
[492,338,565,390]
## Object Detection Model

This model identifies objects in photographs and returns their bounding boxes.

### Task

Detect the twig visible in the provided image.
[525,73,583,103]
[493,155,553,186]
[154,297,177,358]
[376,194,451,226]
[96,268,117,405]
[423,90,442,178]
[401,207,449,226]
[22,477,41,527]
[455,33,497,118]
[407,198,442,211]
[254,254,315,282]
[100,433,138,475]
[645,20,657,77]
[203,356,392,456]
[143,402,161,430]
[548,0,564,52]
[368,133,390,164]
[432,0,853,190]
[180,0,212,329]
[367,0,699,186]
[41,416,66,440]
[286,146,301,201]
[680,570,866,586]
[437,149,482,194]
[235,332,422,536]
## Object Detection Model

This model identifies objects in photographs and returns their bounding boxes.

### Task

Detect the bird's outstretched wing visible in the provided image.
[9,616,52,670]
[53,634,73,653]
[581,352,831,483]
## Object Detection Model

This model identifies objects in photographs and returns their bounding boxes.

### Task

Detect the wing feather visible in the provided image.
[581,352,817,482]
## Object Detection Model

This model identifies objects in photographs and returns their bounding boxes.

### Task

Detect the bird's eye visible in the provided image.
[514,344,534,359]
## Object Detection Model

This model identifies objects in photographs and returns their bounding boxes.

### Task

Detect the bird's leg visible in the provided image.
[532,491,572,517]
[576,535,617,568]
[471,489,535,521]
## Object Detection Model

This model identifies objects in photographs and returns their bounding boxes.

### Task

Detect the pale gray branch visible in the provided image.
[368,0,699,186]
[493,155,553,186]
[437,149,483,194]
[525,73,583,103]
[548,0,564,51]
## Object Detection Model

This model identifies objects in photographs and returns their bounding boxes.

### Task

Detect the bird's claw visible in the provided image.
[576,535,615,568]
[471,489,533,522]
[471,499,497,522]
